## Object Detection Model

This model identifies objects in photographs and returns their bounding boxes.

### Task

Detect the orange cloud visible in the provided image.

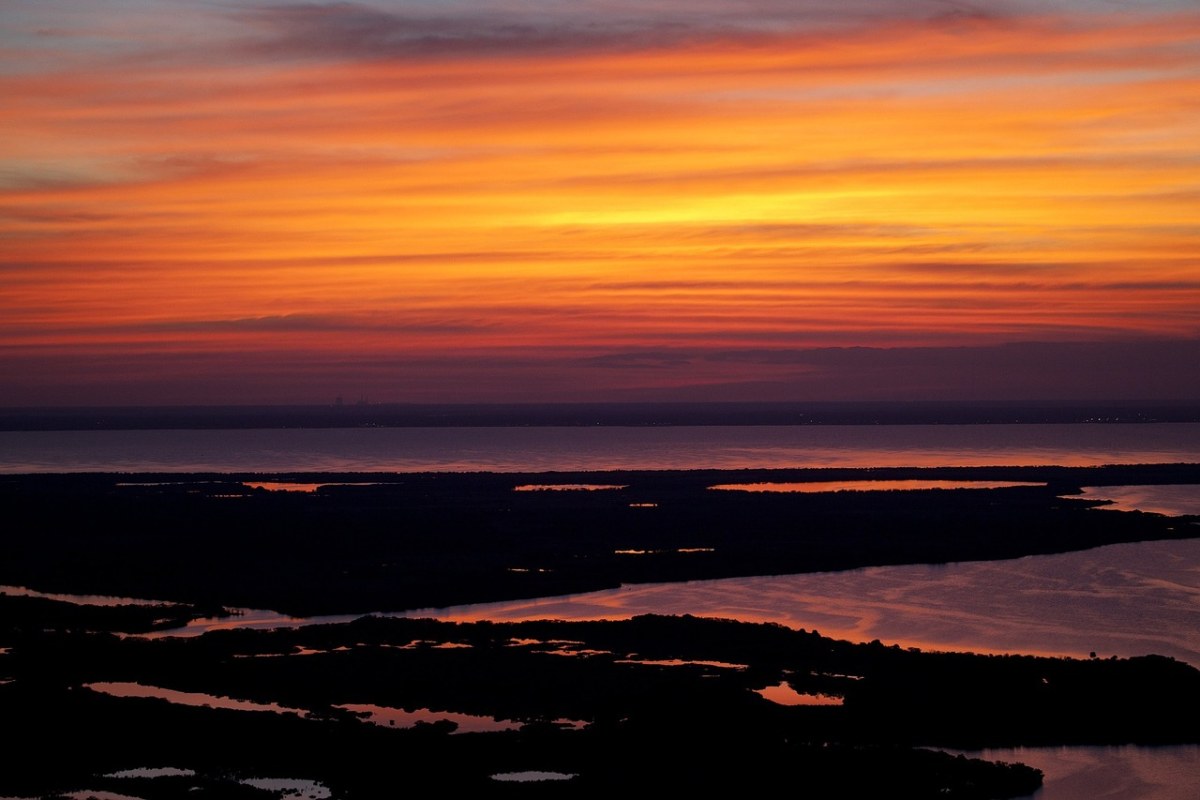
[1,4,1197,403]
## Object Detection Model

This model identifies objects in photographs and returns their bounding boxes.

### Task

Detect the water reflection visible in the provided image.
[241,777,332,799]
[85,682,308,717]
[755,683,843,706]
[944,745,1200,800]
[491,771,576,782]
[614,547,715,555]
[62,791,143,800]
[103,767,194,779]
[1076,485,1200,517]
[244,482,377,493]
[10,534,1200,669]
[1,585,165,608]
[513,484,627,491]
[404,538,1200,667]
[83,767,331,800]
[614,658,747,670]
[336,703,520,733]
[711,480,1044,493]
[141,608,342,639]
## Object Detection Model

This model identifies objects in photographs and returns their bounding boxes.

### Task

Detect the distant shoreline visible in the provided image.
[3,400,1200,430]
[5,461,1200,482]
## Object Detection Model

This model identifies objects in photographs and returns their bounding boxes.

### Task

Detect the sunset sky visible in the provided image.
[2,0,1198,405]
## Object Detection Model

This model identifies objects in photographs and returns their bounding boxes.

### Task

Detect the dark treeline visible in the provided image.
[3,399,1200,429]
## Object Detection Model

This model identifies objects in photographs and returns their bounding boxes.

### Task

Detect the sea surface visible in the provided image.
[2,422,1200,473]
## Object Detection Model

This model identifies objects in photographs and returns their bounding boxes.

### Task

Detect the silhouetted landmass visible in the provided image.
[1,465,1196,615]
[6,611,1197,798]
[0,594,230,634]
[3,399,1200,429]
[2,465,1198,797]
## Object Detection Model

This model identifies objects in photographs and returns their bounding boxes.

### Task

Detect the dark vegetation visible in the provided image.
[1,465,1196,616]
[1,465,1198,797]
[8,610,1198,798]
[0,594,229,634]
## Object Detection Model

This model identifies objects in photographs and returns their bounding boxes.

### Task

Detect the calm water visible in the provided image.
[403,536,1200,667]
[946,746,1200,800]
[2,423,1200,473]
[1078,485,1200,516]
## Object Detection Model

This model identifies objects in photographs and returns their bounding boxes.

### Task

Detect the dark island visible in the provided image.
[2,465,1198,797]
[3,464,1198,616]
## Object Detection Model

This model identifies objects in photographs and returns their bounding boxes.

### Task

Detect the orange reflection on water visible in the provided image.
[710,480,1044,492]
[244,482,324,493]
[85,682,307,717]
[614,547,715,555]
[1075,485,1200,516]
[244,482,378,492]
[756,683,843,707]
[614,658,747,670]
[513,484,628,491]
[336,703,519,734]
[402,539,1200,666]
[946,745,1200,800]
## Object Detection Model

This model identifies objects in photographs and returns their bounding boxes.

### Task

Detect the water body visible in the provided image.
[709,480,1045,492]
[944,745,1200,800]
[84,682,308,717]
[240,777,331,800]
[490,771,576,783]
[403,536,1200,667]
[1078,485,1200,516]
[2,422,1199,473]
[57,769,332,800]
[336,703,520,734]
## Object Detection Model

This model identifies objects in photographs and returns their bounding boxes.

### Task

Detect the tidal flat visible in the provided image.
[1,465,1198,797]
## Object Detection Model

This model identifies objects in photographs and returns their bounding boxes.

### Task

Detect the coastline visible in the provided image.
[2,464,1196,617]
[2,464,1198,797]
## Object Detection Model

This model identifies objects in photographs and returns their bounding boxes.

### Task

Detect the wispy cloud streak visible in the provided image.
[0,1,1197,402]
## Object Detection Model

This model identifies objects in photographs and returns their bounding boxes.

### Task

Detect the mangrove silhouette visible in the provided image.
[1,465,1196,616]
[3,610,1199,797]
[1,464,1198,797]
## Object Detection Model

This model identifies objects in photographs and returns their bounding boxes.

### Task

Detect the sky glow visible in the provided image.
[2,1,1198,404]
